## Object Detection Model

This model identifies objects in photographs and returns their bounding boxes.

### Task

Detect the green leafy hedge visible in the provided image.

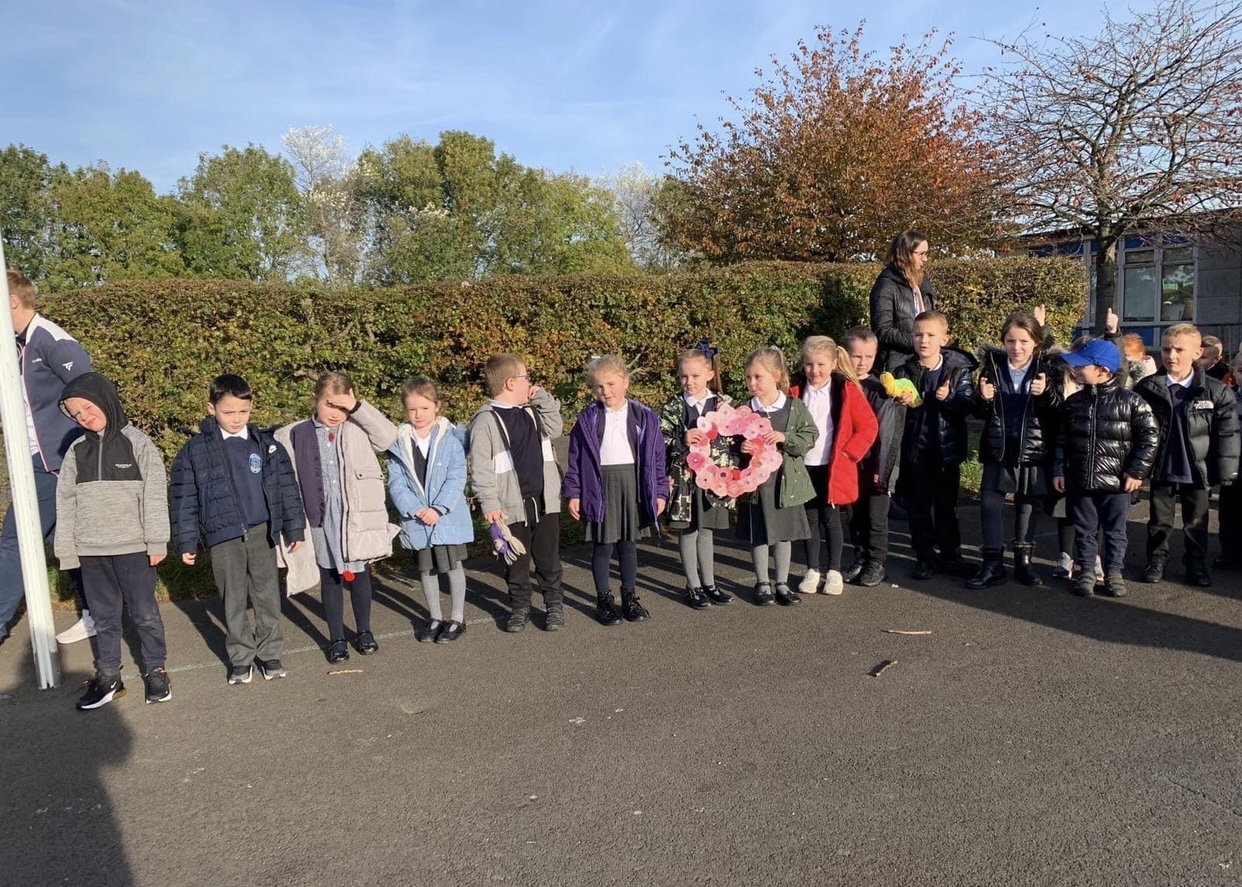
[41,258,1086,458]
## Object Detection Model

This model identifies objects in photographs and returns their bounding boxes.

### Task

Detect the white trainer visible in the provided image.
[798,569,822,594]
[56,610,97,645]
[824,570,845,595]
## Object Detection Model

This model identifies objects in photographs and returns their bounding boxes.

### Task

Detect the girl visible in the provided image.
[287,371,398,662]
[565,355,667,626]
[970,311,1063,588]
[789,336,879,595]
[662,342,734,610]
[736,347,819,606]
[388,378,473,645]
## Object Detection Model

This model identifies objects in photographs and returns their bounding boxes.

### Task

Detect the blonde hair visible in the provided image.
[6,270,35,309]
[587,354,630,383]
[677,347,722,394]
[313,370,353,400]
[745,347,791,395]
[1201,335,1223,363]
[484,354,524,397]
[800,336,861,387]
[1163,322,1201,343]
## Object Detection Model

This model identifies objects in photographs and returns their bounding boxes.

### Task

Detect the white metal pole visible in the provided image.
[0,242,61,689]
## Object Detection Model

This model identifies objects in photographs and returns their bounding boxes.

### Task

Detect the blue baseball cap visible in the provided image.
[1062,339,1121,374]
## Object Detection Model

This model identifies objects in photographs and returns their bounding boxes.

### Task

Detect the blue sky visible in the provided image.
[6,0,1141,193]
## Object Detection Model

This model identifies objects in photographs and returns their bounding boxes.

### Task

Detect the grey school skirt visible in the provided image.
[416,543,468,575]
[586,464,651,544]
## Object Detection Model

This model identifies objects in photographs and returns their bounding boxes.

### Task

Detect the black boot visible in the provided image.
[596,591,623,627]
[1012,544,1043,586]
[966,547,1007,589]
[620,588,649,622]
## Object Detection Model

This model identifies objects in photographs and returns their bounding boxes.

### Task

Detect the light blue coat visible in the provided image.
[387,418,474,550]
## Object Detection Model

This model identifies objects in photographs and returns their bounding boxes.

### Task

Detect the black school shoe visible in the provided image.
[773,583,800,606]
[703,585,732,605]
[686,587,712,610]
[354,631,379,655]
[415,619,444,643]
[911,559,936,581]
[435,621,466,644]
[753,583,775,606]
[327,638,350,663]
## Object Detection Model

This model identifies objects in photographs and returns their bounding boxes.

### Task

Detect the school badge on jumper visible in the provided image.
[249,453,262,474]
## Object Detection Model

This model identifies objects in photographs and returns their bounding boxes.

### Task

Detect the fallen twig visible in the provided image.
[882,629,932,635]
[327,669,364,676]
[870,659,898,677]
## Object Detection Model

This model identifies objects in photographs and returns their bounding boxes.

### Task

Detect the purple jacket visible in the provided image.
[564,399,666,526]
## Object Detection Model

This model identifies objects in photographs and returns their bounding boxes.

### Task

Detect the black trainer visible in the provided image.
[228,664,253,685]
[1101,572,1128,598]
[77,675,125,710]
[857,560,887,587]
[1141,560,1165,583]
[505,608,530,633]
[911,559,936,580]
[842,558,866,584]
[143,669,172,703]
[256,659,286,680]
[545,602,565,631]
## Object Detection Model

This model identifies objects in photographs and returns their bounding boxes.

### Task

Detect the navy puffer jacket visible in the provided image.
[170,418,307,553]
[974,346,1066,466]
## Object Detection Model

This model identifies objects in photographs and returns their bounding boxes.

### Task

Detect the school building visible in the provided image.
[1026,230,1242,353]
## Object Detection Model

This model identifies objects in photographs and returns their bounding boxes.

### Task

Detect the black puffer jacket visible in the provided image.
[974,346,1066,466]
[1053,380,1159,492]
[1133,369,1239,488]
[859,375,906,493]
[892,347,976,466]
[869,265,936,372]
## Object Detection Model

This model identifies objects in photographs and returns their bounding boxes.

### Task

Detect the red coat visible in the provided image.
[789,375,879,505]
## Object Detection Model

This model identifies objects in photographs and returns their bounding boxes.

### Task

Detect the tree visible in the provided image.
[597,162,684,270]
[0,145,61,280]
[985,0,1242,333]
[174,145,307,281]
[45,164,183,290]
[282,125,365,288]
[663,24,1006,263]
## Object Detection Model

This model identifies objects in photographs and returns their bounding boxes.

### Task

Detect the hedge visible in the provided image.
[37,258,1087,459]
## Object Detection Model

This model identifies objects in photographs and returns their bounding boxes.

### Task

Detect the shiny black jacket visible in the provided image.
[1133,369,1239,488]
[869,265,936,372]
[974,346,1065,466]
[892,347,976,466]
[859,375,906,493]
[1053,380,1159,492]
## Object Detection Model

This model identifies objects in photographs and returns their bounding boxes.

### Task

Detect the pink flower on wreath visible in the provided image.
[686,451,708,472]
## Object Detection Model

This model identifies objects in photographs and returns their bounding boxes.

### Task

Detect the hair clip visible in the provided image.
[694,339,718,360]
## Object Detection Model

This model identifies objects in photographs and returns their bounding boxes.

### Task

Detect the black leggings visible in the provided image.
[592,541,637,595]
[803,464,843,571]
[319,566,373,639]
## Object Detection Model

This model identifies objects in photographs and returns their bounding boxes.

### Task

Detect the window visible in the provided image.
[1122,249,1157,322]
[1119,244,1195,324]
[1161,247,1194,321]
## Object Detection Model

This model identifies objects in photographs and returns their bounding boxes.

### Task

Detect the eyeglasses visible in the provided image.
[512,374,531,382]
[913,249,930,257]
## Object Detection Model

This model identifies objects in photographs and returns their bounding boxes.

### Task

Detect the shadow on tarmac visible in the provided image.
[1,647,134,886]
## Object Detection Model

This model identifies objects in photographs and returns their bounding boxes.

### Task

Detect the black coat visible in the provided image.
[1133,369,1239,488]
[859,376,906,493]
[974,346,1065,467]
[1053,380,1159,492]
[892,347,976,467]
[869,265,936,372]
[170,418,307,553]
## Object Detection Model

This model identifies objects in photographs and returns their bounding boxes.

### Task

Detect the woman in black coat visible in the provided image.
[870,230,935,372]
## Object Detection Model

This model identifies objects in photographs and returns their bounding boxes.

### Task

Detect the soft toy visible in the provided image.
[879,372,922,407]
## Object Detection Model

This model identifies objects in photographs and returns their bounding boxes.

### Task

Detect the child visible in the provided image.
[662,342,734,609]
[1134,323,1239,587]
[789,336,878,595]
[170,374,307,684]
[969,311,1063,588]
[1053,340,1159,597]
[736,347,819,606]
[892,311,976,579]
[842,327,906,586]
[285,372,398,662]
[565,355,666,626]
[468,354,566,633]
[1197,335,1231,382]
[388,378,473,644]
[54,373,171,710]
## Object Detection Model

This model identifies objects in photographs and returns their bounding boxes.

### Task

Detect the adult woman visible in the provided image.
[870,230,935,372]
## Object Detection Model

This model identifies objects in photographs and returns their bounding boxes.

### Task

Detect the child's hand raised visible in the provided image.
[325,391,358,414]
[686,429,704,446]
[935,380,951,401]
[979,378,996,401]
[1031,373,1047,396]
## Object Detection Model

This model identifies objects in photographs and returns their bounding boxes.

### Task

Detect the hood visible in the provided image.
[59,372,127,441]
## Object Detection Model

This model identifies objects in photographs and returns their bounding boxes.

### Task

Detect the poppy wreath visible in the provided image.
[685,403,782,501]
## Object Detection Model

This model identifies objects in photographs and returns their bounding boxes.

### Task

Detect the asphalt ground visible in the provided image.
[2,500,1241,887]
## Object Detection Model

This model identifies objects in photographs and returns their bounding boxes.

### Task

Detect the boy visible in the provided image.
[54,373,171,709]
[1053,340,1159,597]
[468,355,566,632]
[1133,324,1239,586]
[170,374,306,684]
[891,311,976,579]
[842,327,905,586]
[1197,335,1231,382]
